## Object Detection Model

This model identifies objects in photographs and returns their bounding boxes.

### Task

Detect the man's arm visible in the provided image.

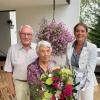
[7,72,16,97]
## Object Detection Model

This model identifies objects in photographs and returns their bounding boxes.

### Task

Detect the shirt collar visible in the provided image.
[34,57,56,73]
[72,40,87,48]
[18,42,33,50]
[34,57,44,74]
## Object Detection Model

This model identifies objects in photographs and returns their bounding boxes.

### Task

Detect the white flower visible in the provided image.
[48,74,52,77]
[55,90,61,99]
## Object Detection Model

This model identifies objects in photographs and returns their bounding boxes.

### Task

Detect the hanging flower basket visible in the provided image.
[37,20,73,56]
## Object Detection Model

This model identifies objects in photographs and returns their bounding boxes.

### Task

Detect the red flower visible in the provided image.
[60,93,65,100]
[52,82,62,90]
[63,84,73,97]
[52,82,59,89]
[51,95,56,100]
[52,77,61,82]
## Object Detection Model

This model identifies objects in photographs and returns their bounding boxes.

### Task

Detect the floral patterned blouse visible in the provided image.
[27,57,56,100]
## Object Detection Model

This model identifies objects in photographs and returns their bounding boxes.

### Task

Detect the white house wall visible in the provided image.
[16,0,80,41]
[15,0,80,65]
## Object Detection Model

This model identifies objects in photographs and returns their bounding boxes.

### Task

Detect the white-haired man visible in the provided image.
[27,40,60,100]
[4,25,37,100]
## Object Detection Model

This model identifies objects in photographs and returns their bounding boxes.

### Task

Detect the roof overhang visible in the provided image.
[0,0,70,11]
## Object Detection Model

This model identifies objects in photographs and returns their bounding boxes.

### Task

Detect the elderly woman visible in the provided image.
[27,40,60,100]
[66,22,98,100]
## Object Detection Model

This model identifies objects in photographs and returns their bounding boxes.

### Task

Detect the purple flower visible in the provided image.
[37,21,73,56]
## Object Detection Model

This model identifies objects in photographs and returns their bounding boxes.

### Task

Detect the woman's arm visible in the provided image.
[27,65,37,85]
[86,44,97,82]
[81,44,97,90]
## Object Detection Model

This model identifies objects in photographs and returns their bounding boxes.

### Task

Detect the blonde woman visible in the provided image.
[66,22,98,100]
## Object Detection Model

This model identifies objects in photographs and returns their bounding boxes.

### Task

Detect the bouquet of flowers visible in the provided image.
[37,20,73,56]
[40,67,79,100]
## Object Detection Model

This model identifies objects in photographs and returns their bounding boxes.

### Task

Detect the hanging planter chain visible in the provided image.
[52,0,55,22]
[37,0,73,56]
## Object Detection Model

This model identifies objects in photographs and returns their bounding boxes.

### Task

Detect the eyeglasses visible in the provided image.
[20,33,32,37]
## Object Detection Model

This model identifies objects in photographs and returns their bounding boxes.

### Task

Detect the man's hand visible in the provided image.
[7,72,16,98]
[8,85,16,97]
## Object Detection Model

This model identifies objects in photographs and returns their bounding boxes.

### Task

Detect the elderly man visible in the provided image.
[27,40,60,100]
[4,25,37,100]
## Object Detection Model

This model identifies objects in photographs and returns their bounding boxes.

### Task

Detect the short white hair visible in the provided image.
[36,40,52,54]
[19,25,33,34]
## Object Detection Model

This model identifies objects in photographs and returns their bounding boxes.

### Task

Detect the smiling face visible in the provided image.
[74,23,88,43]
[19,25,33,47]
[38,45,52,62]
